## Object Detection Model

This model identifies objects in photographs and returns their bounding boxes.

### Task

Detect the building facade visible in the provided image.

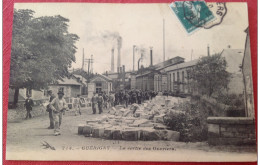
[242,28,255,118]
[164,59,199,94]
[88,74,113,97]
[48,77,82,98]
[133,56,185,91]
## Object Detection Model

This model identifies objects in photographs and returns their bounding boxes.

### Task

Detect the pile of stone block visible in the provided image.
[78,96,181,141]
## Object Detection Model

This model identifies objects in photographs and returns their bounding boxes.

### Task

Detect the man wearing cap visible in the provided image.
[49,90,67,136]
[46,90,55,129]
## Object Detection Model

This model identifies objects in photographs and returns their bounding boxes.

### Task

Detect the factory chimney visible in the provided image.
[207,44,210,56]
[111,48,114,73]
[150,47,153,67]
[117,36,122,70]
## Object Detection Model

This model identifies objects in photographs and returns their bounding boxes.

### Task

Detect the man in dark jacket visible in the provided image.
[47,90,55,129]
[97,93,104,114]
[24,95,34,119]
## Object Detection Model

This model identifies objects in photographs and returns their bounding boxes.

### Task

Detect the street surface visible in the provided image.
[6,107,257,162]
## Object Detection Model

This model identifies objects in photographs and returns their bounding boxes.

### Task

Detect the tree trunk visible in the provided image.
[13,88,19,108]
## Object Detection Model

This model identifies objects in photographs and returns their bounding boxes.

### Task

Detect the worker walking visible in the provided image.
[47,90,55,129]
[74,94,81,116]
[91,92,98,114]
[97,93,104,114]
[24,95,34,119]
[49,90,67,136]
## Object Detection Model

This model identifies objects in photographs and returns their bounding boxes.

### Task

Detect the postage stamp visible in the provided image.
[169,1,215,33]
[204,2,227,29]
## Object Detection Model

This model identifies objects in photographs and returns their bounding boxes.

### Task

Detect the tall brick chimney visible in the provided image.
[111,48,114,72]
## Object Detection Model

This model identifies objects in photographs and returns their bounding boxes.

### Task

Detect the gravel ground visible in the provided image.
[6,106,257,162]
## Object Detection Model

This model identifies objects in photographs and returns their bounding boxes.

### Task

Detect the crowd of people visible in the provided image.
[24,89,159,136]
[91,90,158,114]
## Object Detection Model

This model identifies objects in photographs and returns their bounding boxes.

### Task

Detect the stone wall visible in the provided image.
[207,117,256,145]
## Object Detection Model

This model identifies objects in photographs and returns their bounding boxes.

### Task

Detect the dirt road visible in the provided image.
[6,107,257,162]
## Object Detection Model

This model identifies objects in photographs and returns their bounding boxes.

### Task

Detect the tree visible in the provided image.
[10,9,79,106]
[190,54,230,97]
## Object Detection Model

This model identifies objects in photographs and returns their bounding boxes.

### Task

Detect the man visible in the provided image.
[74,94,81,116]
[49,90,67,136]
[46,90,55,129]
[24,95,34,119]
[97,93,104,114]
[108,92,115,108]
[91,92,97,114]
[102,92,108,110]
[124,91,130,108]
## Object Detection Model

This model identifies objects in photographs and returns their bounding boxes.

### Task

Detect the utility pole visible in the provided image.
[163,19,165,62]
[82,48,85,71]
[133,45,136,71]
[83,55,94,77]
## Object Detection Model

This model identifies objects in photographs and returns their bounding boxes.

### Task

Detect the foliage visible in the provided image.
[190,54,231,97]
[10,9,79,90]
[164,101,208,142]
[215,93,245,116]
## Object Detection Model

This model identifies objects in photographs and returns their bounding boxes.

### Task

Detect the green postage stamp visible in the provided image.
[169,1,215,33]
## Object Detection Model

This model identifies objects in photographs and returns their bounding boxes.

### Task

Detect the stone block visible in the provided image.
[154,123,168,130]
[140,114,150,120]
[220,127,226,132]
[86,119,100,124]
[92,127,105,138]
[153,114,165,123]
[207,117,255,125]
[112,129,122,140]
[221,131,234,138]
[139,123,155,127]
[115,105,125,110]
[83,125,93,136]
[208,124,219,137]
[103,128,113,139]
[140,128,161,141]
[78,125,85,135]
[123,110,133,117]
[122,129,139,141]
[133,119,150,125]
[128,124,139,127]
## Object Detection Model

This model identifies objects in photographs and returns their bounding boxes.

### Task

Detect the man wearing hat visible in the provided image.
[46,90,55,129]
[91,92,98,114]
[49,89,68,136]
[97,93,104,114]
[24,94,34,119]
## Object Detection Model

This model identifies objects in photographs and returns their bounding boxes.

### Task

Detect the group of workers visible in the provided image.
[91,90,158,114]
[24,89,158,136]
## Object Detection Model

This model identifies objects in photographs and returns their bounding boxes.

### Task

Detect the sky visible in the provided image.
[14,3,249,74]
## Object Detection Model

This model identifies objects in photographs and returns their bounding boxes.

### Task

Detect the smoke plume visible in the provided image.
[102,31,123,49]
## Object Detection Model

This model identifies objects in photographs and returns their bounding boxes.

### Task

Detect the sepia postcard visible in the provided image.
[6,2,257,162]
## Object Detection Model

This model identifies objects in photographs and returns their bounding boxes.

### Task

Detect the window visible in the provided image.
[26,88,32,97]
[44,90,48,96]
[169,74,171,91]
[96,82,102,93]
[177,72,180,82]
[59,87,64,93]
[182,71,185,82]
[173,73,175,82]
